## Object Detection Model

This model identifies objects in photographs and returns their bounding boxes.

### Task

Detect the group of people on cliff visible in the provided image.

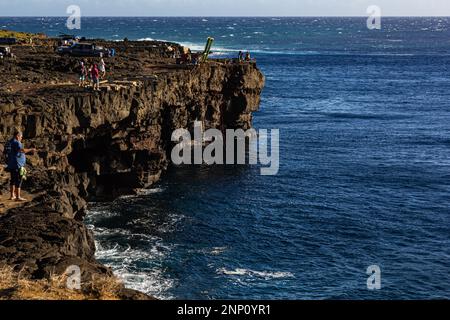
[238,51,252,62]
[176,47,200,65]
[78,58,106,91]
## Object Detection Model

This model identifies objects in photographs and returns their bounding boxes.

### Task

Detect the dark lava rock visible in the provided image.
[0,206,111,282]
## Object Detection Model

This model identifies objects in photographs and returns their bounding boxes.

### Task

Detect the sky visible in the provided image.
[0,0,450,17]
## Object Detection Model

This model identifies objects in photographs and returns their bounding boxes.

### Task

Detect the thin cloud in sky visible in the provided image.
[0,0,449,16]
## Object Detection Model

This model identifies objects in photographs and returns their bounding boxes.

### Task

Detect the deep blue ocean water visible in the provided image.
[3,17,450,299]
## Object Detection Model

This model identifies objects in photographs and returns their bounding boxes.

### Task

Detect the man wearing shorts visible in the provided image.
[7,131,36,201]
[91,64,100,91]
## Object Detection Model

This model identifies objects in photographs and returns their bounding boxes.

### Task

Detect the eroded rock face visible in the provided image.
[0,206,110,281]
[0,40,265,295]
[1,63,264,217]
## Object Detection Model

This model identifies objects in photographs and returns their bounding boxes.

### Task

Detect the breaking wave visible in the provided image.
[217,268,295,279]
[94,241,176,300]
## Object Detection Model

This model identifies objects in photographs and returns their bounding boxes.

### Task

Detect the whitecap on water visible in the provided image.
[179,42,238,54]
[192,246,228,256]
[113,187,164,200]
[210,52,229,57]
[211,247,228,255]
[137,188,165,195]
[217,268,294,279]
[137,37,154,41]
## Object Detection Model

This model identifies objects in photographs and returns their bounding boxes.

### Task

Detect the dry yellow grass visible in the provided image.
[0,30,46,41]
[0,266,124,300]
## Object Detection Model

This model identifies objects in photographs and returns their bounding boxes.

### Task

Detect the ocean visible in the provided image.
[3,17,450,299]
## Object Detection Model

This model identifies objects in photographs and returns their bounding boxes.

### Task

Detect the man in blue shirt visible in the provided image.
[7,131,36,201]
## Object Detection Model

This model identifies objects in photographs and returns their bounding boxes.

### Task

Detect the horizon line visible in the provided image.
[1,15,450,18]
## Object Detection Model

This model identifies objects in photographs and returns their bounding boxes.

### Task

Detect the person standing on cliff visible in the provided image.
[245,51,251,62]
[78,60,86,87]
[91,64,100,92]
[6,131,36,201]
[99,58,106,79]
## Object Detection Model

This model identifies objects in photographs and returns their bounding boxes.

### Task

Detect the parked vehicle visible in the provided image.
[0,38,16,45]
[56,44,74,55]
[0,46,14,59]
[58,33,76,41]
[56,42,113,57]
[56,34,81,46]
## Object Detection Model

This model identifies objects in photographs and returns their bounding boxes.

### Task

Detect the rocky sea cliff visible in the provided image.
[0,37,264,299]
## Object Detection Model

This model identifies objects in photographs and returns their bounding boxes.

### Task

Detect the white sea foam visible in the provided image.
[136,37,172,43]
[179,42,323,56]
[87,202,183,299]
[217,268,295,279]
[116,269,175,300]
[115,187,164,200]
[95,239,169,261]
[94,240,175,299]
[178,42,238,53]
[210,247,228,255]
[209,52,229,56]
[193,246,228,255]
[137,187,165,195]
[87,208,120,220]
[93,226,162,242]
[137,37,155,41]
